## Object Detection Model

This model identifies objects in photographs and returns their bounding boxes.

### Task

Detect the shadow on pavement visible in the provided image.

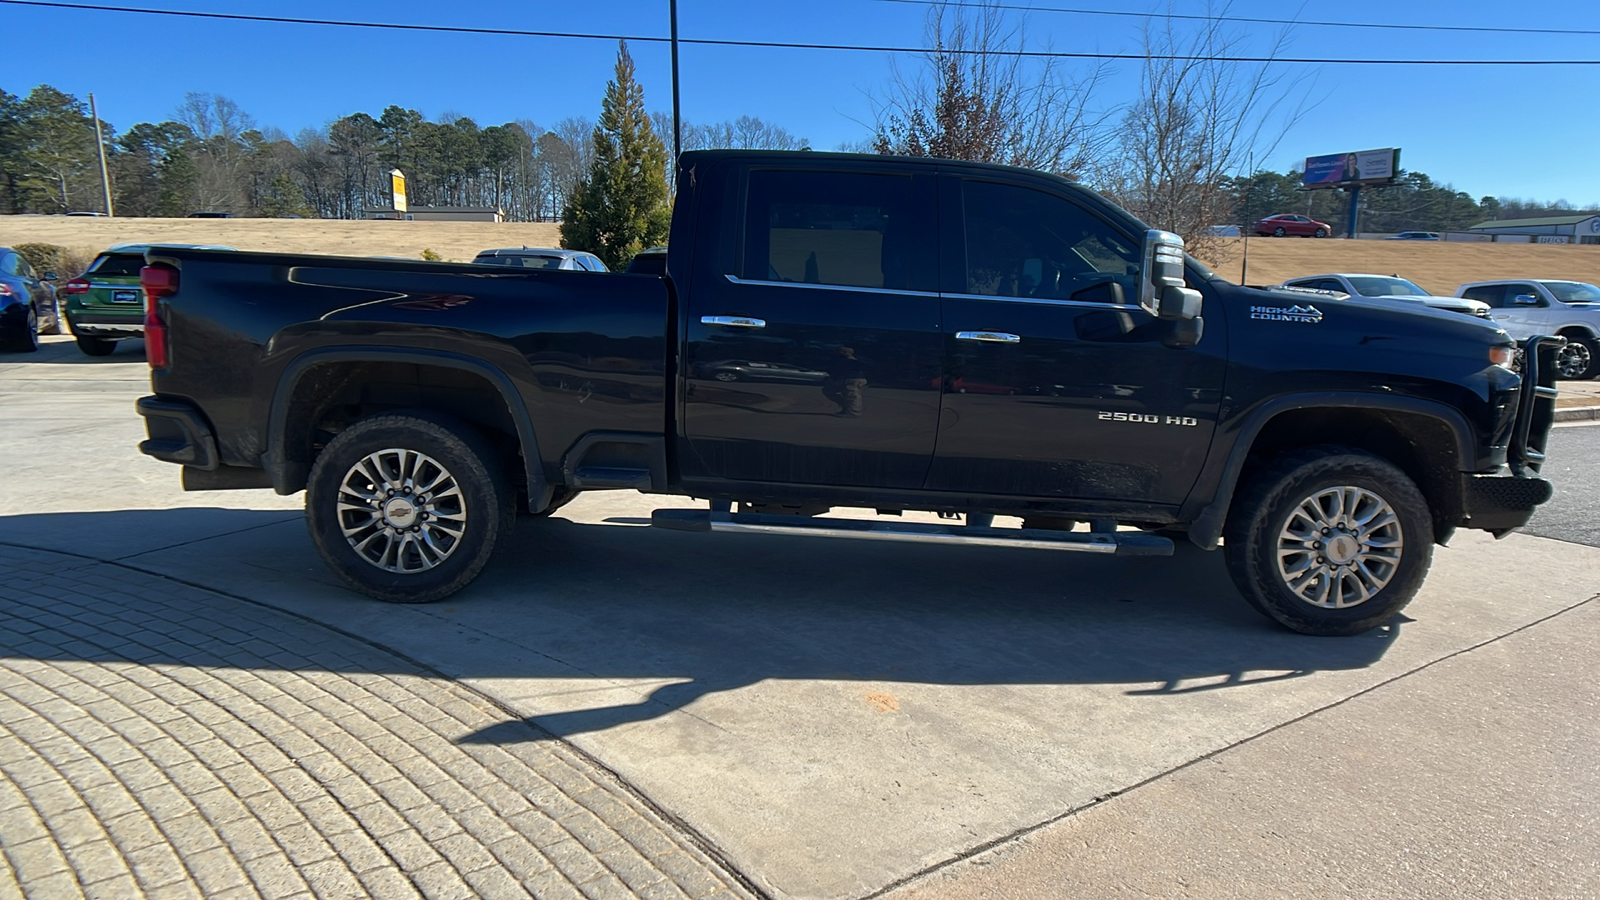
[0,506,1402,741]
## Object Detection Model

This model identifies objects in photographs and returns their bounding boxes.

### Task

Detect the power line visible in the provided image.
[5,0,1600,65]
[869,0,1600,38]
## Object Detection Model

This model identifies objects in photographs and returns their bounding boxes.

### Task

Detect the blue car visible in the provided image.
[0,247,62,353]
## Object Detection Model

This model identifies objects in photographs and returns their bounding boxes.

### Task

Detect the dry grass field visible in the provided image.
[2,217,1598,296]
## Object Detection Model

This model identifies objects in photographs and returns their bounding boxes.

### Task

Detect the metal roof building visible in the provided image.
[1464,214,1600,245]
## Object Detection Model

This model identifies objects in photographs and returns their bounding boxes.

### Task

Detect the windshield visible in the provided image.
[1344,276,1428,297]
[1541,281,1600,303]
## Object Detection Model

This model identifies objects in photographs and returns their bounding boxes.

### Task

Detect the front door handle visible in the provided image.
[701,315,766,329]
[956,331,1021,343]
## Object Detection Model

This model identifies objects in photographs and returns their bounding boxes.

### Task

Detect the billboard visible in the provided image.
[1303,148,1399,189]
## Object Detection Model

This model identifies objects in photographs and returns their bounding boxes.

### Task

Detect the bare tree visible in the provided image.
[1095,4,1308,260]
[870,0,1108,176]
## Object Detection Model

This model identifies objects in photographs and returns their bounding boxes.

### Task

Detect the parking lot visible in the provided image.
[3,335,1598,899]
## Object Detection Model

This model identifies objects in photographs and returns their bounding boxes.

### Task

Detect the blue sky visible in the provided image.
[3,0,1597,204]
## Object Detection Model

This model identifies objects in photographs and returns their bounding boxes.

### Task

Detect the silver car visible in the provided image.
[1456,279,1600,379]
[1279,273,1490,318]
[472,248,608,271]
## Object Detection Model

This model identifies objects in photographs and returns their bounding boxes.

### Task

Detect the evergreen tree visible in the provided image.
[560,42,671,270]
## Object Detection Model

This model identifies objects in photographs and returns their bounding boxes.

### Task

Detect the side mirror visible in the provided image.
[43,272,58,282]
[1513,294,1540,306]
[1140,229,1202,321]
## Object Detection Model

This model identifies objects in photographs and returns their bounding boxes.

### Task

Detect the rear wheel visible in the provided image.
[1553,336,1597,380]
[1273,226,1287,237]
[305,411,513,603]
[76,335,116,356]
[1224,446,1433,636]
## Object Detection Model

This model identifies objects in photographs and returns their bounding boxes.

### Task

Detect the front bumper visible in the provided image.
[1462,335,1563,536]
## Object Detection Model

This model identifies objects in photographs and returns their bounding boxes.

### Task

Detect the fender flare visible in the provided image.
[1185,392,1476,550]
[262,346,548,511]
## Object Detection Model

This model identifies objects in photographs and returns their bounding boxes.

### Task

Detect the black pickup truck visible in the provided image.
[135,150,1561,636]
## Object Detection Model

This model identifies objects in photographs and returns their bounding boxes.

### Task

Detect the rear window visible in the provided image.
[474,255,564,269]
[88,253,145,277]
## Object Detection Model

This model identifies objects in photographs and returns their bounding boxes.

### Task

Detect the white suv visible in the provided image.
[1455,280,1600,379]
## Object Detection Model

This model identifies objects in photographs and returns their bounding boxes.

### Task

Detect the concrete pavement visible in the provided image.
[3,335,1598,899]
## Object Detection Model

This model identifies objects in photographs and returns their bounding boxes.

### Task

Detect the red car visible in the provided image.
[1252,214,1332,238]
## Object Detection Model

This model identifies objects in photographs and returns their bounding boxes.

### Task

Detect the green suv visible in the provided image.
[63,244,232,356]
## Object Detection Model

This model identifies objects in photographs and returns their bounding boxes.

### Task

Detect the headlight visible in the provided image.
[1489,345,1515,369]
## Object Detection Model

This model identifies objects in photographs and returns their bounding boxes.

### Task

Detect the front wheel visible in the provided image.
[1273,227,1287,237]
[1553,337,1597,380]
[305,411,513,603]
[1314,228,1328,238]
[1224,446,1433,636]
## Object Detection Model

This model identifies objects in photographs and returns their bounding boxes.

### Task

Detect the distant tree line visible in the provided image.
[1225,168,1599,235]
[0,83,807,221]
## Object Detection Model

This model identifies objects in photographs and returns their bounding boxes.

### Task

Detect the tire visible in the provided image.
[305,411,514,603]
[1552,336,1598,380]
[1314,228,1328,238]
[76,335,116,356]
[1223,445,1433,636]
[0,308,39,353]
[1273,227,1286,237]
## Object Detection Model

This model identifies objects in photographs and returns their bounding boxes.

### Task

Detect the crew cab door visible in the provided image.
[926,174,1226,505]
[678,164,943,489]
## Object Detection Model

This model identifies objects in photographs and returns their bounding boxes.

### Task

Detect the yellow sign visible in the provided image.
[391,169,408,213]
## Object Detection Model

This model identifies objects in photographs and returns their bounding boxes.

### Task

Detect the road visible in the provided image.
[1524,422,1600,548]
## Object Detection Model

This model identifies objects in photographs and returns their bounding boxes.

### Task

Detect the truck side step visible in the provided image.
[650,509,1173,557]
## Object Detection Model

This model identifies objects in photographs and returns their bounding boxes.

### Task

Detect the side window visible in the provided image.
[960,179,1139,302]
[1461,285,1504,307]
[741,169,927,291]
[15,257,32,279]
[1316,279,1345,293]
[0,253,14,275]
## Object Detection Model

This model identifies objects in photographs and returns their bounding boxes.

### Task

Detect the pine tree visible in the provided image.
[560,41,671,270]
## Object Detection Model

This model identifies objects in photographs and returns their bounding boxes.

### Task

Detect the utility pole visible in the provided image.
[89,93,113,217]
[670,0,682,161]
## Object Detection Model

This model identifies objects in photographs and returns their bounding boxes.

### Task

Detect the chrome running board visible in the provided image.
[650,509,1173,557]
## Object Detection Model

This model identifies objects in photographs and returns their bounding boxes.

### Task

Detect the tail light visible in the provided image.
[0,283,13,297]
[140,265,178,370]
[64,278,91,294]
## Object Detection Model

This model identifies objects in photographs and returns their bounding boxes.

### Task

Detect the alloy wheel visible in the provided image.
[336,448,468,573]
[1275,486,1403,609]
[1554,341,1591,379]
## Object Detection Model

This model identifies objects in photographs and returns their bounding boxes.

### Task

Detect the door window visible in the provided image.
[741,170,929,292]
[1461,285,1506,307]
[959,180,1139,303]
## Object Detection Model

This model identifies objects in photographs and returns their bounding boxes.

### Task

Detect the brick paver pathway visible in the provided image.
[0,544,756,900]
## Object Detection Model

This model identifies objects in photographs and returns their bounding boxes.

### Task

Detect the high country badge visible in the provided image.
[1250,304,1324,324]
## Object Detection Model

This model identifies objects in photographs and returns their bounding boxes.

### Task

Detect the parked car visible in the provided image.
[62,243,234,356]
[1279,274,1490,318]
[1456,279,1600,379]
[0,246,62,353]
[472,248,608,271]
[625,246,669,275]
[1252,214,1332,238]
[1387,232,1441,241]
[133,150,1557,637]
[186,211,234,218]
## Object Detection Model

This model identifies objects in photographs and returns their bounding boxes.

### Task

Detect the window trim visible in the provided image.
[723,273,938,298]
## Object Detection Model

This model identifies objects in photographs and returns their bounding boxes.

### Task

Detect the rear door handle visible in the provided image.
[701,316,766,329]
[956,331,1020,343]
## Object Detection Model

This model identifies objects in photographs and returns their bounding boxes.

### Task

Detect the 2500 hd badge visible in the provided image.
[1098,412,1201,426]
